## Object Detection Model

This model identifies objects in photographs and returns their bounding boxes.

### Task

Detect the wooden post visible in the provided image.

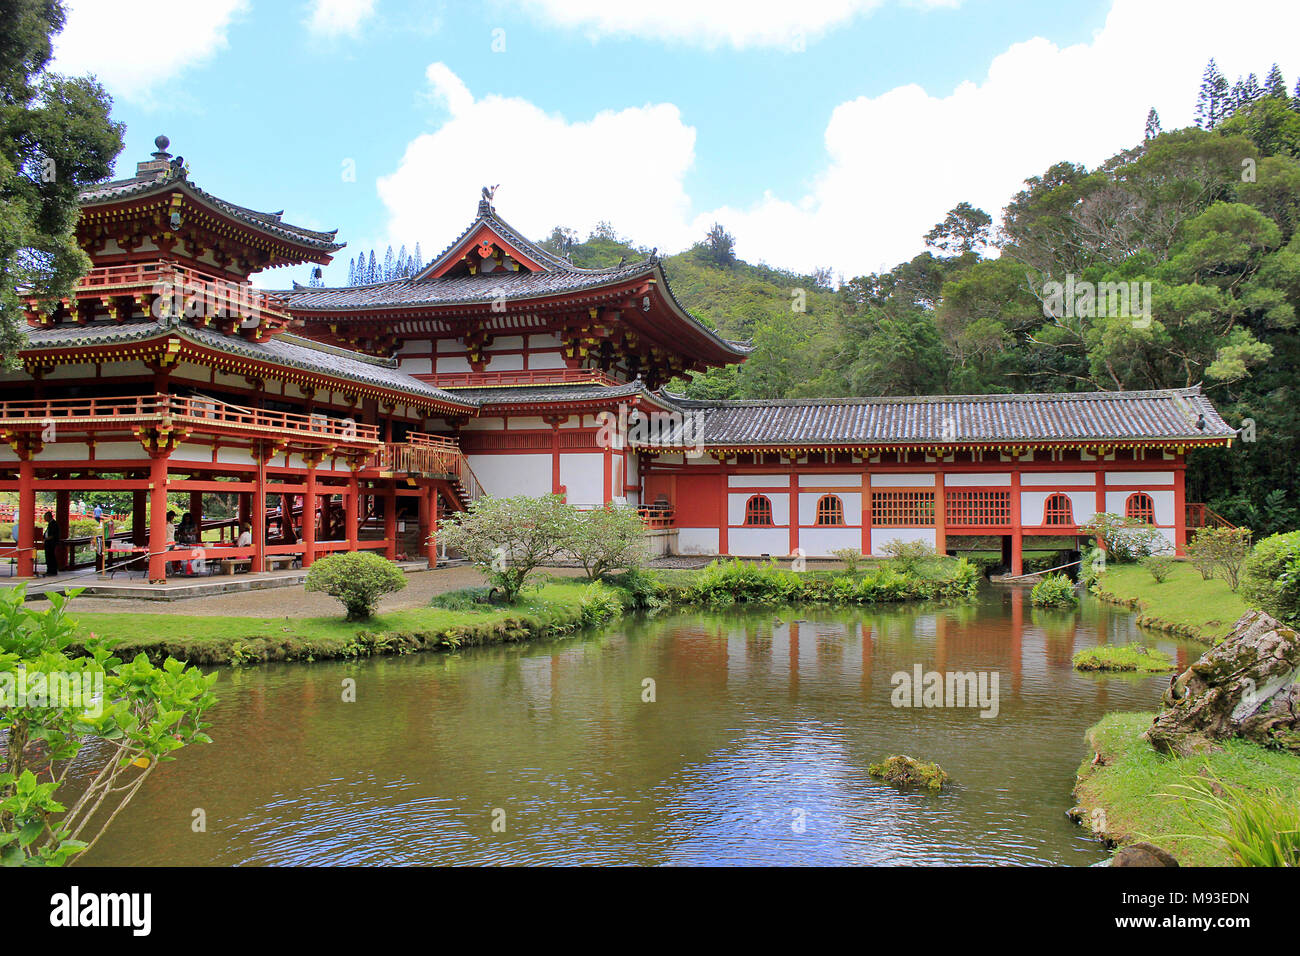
[55,490,70,572]
[425,483,439,568]
[1174,460,1187,556]
[17,455,35,578]
[1010,466,1023,576]
[789,454,800,558]
[346,471,359,553]
[301,464,317,568]
[717,457,728,556]
[602,439,613,505]
[934,470,947,556]
[147,452,170,583]
[253,446,267,573]
[189,489,203,542]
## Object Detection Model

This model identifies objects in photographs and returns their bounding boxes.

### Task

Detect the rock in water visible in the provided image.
[1112,843,1179,867]
[867,754,949,791]
[1145,610,1300,756]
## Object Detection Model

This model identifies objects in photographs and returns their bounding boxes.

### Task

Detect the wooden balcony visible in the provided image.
[366,432,484,506]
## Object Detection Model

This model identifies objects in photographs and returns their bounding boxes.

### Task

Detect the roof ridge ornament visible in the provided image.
[478,184,499,217]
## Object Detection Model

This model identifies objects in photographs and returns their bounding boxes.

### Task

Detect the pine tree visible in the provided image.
[1265,63,1287,98]
[382,245,394,281]
[1195,58,1228,128]
[1241,72,1262,104]
[396,244,409,278]
[1293,77,1300,113]
[366,250,377,284]
[347,256,357,285]
[413,242,423,273]
[1143,107,1161,140]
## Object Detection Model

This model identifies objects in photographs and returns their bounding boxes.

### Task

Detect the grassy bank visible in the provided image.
[65,556,980,667]
[69,580,626,666]
[1073,713,1300,866]
[1093,561,1249,643]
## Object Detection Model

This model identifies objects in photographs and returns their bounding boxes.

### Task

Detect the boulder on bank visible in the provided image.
[867,754,949,791]
[1144,610,1300,756]
[1111,842,1180,867]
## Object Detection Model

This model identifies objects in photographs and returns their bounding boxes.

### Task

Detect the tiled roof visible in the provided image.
[446,379,680,409]
[277,259,657,310]
[660,387,1236,446]
[22,322,473,407]
[79,174,343,253]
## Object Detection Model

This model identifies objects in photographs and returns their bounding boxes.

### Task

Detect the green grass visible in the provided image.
[67,580,619,666]
[1072,643,1176,673]
[1094,560,1249,643]
[1074,713,1300,866]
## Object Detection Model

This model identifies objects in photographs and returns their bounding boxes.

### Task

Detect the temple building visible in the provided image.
[0,138,1237,582]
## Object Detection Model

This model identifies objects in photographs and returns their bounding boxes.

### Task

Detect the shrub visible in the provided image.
[1031,572,1078,607]
[429,586,495,611]
[1079,547,1107,590]
[577,582,625,627]
[1241,530,1300,624]
[1080,513,1171,562]
[605,567,663,610]
[1168,776,1300,867]
[565,505,648,580]
[879,538,936,575]
[305,551,407,620]
[1185,532,1218,580]
[0,587,217,865]
[436,494,576,603]
[831,548,864,573]
[1186,526,1253,591]
[1142,553,1176,584]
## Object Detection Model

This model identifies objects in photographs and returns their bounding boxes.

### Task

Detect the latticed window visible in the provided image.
[743,495,774,526]
[1043,493,1074,525]
[870,490,936,527]
[815,495,845,526]
[1126,492,1156,524]
[944,489,1012,526]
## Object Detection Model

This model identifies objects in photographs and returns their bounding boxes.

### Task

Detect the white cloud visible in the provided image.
[306,0,377,38]
[697,0,1300,276]
[377,63,699,258]
[378,0,1300,280]
[52,0,248,103]
[513,0,958,50]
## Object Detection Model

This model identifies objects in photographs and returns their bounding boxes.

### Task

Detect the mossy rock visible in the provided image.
[868,754,949,791]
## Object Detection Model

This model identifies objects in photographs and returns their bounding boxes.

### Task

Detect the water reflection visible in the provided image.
[82,589,1197,866]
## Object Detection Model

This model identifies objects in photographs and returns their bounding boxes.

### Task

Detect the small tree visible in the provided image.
[1185,531,1218,580]
[879,538,936,575]
[1242,530,1300,624]
[1188,526,1253,591]
[1,587,217,865]
[437,494,576,602]
[832,548,863,573]
[1142,553,1176,583]
[1080,513,1171,563]
[565,506,648,580]
[305,551,407,620]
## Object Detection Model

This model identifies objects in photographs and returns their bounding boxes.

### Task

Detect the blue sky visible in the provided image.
[52,0,1298,285]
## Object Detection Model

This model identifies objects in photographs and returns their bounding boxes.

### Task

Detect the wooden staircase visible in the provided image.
[1186,503,1235,529]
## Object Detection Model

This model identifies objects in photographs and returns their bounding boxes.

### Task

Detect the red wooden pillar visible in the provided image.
[602,440,613,505]
[346,472,360,553]
[238,490,251,532]
[1173,459,1187,556]
[425,483,439,568]
[933,470,947,556]
[16,455,35,578]
[189,489,203,542]
[789,455,800,557]
[147,452,170,583]
[253,448,268,573]
[550,422,561,495]
[383,481,397,560]
[1009,465,1023,576]
[716,456,728,556]
[861,462,872,556]
[301,464,318,568]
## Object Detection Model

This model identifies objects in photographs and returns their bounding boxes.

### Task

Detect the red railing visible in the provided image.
[426,368,621,388]
[70,260,293,324]
[0,393,380,444]
[367,431,484,506]
[637,505,675,529]
[1186,503,1235,529]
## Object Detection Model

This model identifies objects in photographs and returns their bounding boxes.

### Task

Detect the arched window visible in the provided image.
[1043,493,1074,525]
[1125,492,1156,524]
[743,495,774,526]
[815,495,845,526]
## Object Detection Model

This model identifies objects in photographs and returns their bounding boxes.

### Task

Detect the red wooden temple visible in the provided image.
[0,137,1237,583]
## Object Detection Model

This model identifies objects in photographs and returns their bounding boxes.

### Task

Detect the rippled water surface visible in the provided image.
[85,589,1201,866]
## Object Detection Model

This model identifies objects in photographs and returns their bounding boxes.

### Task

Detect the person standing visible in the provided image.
[43,510,60,577]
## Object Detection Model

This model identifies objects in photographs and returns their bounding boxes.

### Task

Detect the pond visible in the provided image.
[83,588,1202,866]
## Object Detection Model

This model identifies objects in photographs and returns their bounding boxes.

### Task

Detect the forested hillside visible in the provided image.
[533,61,1300,534]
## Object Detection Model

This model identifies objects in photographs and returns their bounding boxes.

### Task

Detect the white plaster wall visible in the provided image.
[560,453,604,505]
[1021,490,1096,525]
[870,473,935,487]
[490,353,524,371]
[678,527,719,554]
[398,357,434,375]
[944,472,1011,487]
[801,527,862,555]
[435,354,473,373]
[728,474,790,488]
[729,527,790,556]
[1105,470,1174,485]
[1106,489,1176,524]
[216,447,257,466]
[728,492,789,526]
[528,351,566,370]
[1021,471,1095,486]
[871,528,936,553]
[471,453,551,498]
[798,473,862,488]
[797,491,862,525]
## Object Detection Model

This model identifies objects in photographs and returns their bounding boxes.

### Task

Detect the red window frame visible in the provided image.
[1125,492,1156,524]
[743,495,774,526]
[815,495,845,526]
[1043,493,1074,526]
